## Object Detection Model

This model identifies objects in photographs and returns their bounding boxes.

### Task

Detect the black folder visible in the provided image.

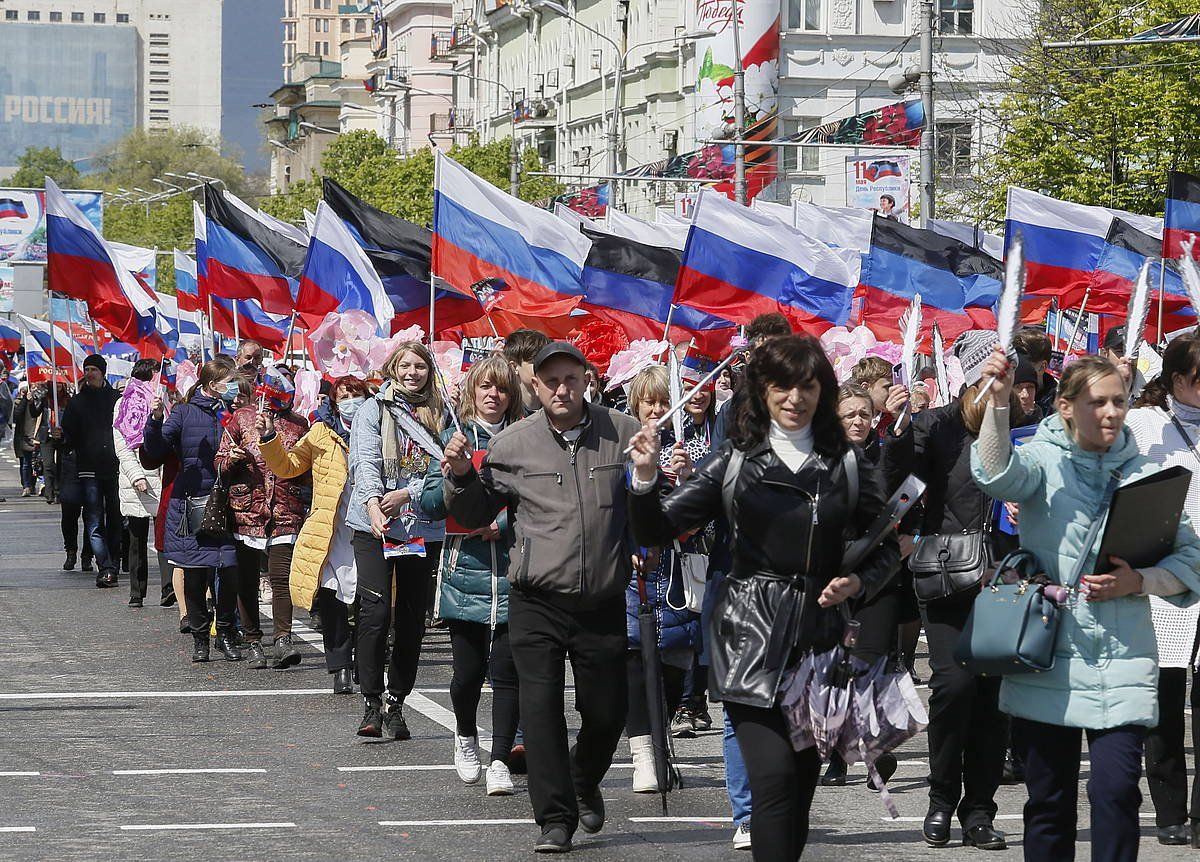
[1095,465,1192,571]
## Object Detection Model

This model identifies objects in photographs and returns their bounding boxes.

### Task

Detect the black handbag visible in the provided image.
[197,478,231,538]
[910,506,991,602]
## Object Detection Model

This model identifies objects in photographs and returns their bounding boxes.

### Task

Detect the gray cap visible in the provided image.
[532,341,587,372]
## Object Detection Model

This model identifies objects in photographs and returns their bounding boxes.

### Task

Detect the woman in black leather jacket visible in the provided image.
[628,335,898,862]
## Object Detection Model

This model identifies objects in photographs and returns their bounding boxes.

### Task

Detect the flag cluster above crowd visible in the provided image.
[2,159,1200,387]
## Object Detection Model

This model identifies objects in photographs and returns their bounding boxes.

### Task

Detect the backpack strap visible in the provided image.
[721,446,746,545]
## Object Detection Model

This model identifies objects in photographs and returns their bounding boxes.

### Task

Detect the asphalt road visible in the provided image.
[0,442,1189,860]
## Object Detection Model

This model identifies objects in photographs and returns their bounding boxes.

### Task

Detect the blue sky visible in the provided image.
[222,0,283,173]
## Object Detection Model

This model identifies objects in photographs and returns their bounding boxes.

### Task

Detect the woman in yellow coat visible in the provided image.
[258,376,369,695]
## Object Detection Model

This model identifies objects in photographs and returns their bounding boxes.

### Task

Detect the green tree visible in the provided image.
[102,193,196,293]
[260,132,562,227]
[93,126,255,197]
[960,0,1200,225]
[9,146,82,189]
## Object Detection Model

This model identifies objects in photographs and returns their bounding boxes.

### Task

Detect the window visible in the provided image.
[27,11,41,20]
[150,72,170,84]
[71,11,84,21]
[5,10,17,20]
[341,18,350,32]
[939,0,973,34]
[50,11,63,21]
[355,17,366,33]
[149,52,170,65]
[936,120,973,177]
[781,117,820,173]
[117,13,129,22]
[149,91,170,103]
[787,0,821,30]
[93,12,105,22]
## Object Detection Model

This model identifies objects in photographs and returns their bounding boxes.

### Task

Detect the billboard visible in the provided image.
[0,265,12,312]
[846,155,912,224]
[0,187,104,263]
[0,23,139,168]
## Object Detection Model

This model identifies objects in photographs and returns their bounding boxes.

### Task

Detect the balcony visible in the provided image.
[430,31,454,60]
[513,98,556,127]
[449,107,473,129]
[428,112,454,135]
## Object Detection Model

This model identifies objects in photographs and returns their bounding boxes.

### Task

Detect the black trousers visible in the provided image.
[726,700,822,862]
[127,516,150,600]
[853,571,903,663]
[509,589,627,833]
[626,650,686,738]
[234,541,265,642]
[447,619,520,762]
[61,499,86,556]
[1145,665,1200,827]
[352,531,439,702]
[315,587,354,674]
[1013,718,1145,862]
[183,566,237,636]
[921,590,1004,828]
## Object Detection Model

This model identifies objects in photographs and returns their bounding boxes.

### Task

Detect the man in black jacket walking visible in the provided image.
[55,354,122,588]
[444,342,640,854]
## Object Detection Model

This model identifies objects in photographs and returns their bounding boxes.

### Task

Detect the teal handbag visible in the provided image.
[954,470,1122,677]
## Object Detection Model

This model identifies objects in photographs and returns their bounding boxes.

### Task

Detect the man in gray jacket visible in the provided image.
[444,341,640,853]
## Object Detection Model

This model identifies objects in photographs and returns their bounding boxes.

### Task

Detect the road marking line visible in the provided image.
[338,765,459,772]
[119,822,297,831]
[0,827,35,833]
[112,768,268,776]
[0,771,39,777]
[379,819,535,827]
[628,817,732,824]
[608,764,712,771]
[0,687,458,701]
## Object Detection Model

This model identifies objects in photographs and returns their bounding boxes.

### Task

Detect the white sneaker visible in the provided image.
[732,819,752,850]
[453,734,482,784]
[485,759,514,796]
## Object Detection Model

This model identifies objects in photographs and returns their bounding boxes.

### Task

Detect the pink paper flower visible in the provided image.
[604,339,669,391]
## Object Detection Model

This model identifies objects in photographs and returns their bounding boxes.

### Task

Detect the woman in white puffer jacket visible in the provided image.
[113,360,163,608]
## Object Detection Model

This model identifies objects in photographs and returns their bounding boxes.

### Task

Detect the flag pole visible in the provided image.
[283,311,298,364]
[429,280,436,346]
[1064,286,1091,359]
[206,294,215,360]
[88,318,100,353]
[1156,257,1166,346]
[47,296,61,422]
[662,304,677,344]
[232,299,240,344]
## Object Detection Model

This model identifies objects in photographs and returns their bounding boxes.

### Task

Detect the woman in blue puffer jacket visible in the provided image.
[971,347,1200,862]
[624,366,708,792]
[421,356,522,797]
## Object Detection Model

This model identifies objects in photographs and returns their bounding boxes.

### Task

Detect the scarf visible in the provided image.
[1168,395,1200,428]
[316,399,349,445]
[377,382,441,482]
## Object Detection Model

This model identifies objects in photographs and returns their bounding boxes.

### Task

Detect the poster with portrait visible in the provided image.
[845,155,912,224]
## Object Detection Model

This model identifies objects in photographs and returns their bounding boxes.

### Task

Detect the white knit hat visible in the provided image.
[953,329,999,388]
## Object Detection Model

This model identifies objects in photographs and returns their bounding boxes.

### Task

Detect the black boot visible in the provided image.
[820,752,848,786]
[63,551,76,571]
[333,668,354,694]
[81,554,94,572]
[244,641,268,669]
[214,631,243,662]
[272,634,302,669]
[191,634,210,663]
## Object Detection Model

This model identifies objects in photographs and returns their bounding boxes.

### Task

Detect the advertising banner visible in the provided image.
[0,265,12,312]
[846,155,912,224]
[0,188,104,263]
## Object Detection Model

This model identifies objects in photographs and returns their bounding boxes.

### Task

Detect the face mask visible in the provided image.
[337,397,364,425]
[219,381,240,404]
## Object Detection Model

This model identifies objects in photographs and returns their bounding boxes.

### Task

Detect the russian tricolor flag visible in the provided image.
[1164,171,1200,262]
[208,295,290,353]
[857,216,1001,344]
[0,321,21,353]
[297,200,396,332]
[1005,186,1161,309]
[174,248,203,313]
[193,199,209,283]
[24,340,55,384]
[674,191,857,335]
[46,178,158,344]
[432,152,590,318]
[578,223,736,356]
[18,314,86,369]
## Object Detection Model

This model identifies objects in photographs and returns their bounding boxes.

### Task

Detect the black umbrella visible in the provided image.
[636,568,681,814]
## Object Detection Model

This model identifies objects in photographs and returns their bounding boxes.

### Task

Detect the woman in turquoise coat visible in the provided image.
[421,355,521,797]
[971,347,1200,862]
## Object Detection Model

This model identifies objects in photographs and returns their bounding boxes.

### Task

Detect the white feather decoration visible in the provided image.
[932,322,949,407]
[1179,236,1200,320]
[899,293,923,384]
[972,231,1026,405]
[1123,258,1153,363]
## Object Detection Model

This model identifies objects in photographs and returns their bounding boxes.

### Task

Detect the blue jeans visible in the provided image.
[18,451,35,491]
[724,709,753,825]
[81,476,122,575]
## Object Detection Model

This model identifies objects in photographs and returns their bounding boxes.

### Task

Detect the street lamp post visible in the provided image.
[300,121,341,135]
[427,70,520,196]
[729,0,746,204]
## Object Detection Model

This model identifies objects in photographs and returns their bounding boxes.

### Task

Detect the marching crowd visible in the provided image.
[6,313,1200,862]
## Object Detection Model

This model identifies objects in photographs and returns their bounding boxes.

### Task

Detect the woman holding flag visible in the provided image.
[216,365,311,671]
[143,355,242,664]
[348,340,449,740]
[259,375,369,696]
[420,355,523,795]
